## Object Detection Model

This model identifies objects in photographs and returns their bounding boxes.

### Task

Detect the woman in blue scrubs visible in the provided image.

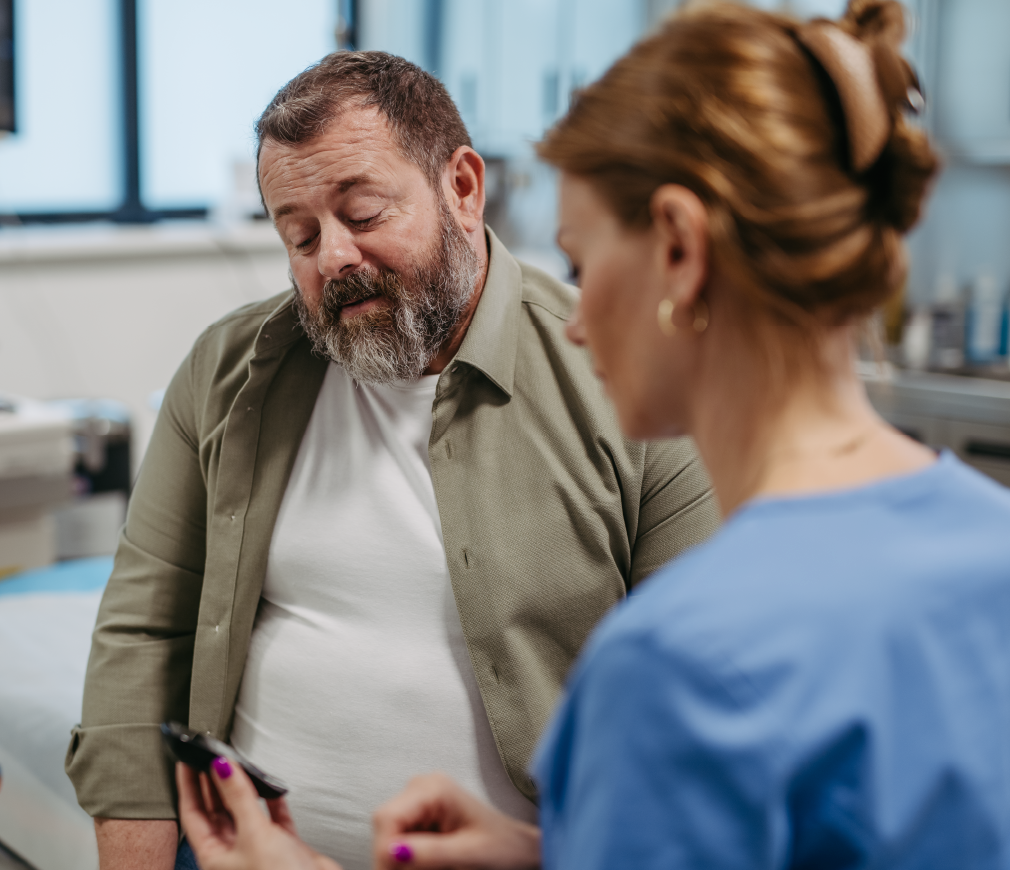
[178,1,1010,867]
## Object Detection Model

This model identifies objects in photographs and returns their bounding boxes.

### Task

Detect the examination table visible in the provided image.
[0,557,111,870]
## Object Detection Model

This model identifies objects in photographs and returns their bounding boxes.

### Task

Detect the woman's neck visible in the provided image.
[689,326,935,517]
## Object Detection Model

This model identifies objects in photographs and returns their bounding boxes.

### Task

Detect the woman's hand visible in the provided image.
[372,772,541,870]
[176,759,340,870]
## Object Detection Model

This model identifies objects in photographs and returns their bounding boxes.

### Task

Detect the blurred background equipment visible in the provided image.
[46,399,131,561]
[0,395,131,577]
[0,395,73,578]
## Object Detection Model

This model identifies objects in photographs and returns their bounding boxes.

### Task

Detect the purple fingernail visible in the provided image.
[390,842,413,863]
[212,756,232,779]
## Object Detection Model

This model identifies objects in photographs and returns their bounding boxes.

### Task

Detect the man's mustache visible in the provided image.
[321,269,405,310]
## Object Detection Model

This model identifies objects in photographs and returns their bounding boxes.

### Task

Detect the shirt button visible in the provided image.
[450,365,458,373]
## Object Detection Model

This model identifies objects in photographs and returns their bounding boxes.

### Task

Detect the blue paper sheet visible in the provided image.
[0,556,113,597]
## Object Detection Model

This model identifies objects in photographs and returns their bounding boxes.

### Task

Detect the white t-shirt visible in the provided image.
[230,363,536,870]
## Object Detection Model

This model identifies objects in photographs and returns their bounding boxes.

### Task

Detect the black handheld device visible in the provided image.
[160,721,289,800]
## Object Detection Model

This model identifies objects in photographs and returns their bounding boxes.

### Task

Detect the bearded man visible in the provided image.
[67,52,719,870]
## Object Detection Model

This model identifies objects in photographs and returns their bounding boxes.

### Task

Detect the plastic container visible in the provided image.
[966,273,1004,364]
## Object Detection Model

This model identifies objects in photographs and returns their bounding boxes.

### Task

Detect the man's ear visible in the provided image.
[650,184,709,308]
[443,147,485,233]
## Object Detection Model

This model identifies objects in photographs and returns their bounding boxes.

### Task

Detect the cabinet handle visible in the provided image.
[964,440,1010,461]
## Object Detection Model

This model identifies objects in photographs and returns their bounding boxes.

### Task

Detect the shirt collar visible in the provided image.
[254,294,304,356]
[453,226,522,398]
[252,226,524,397]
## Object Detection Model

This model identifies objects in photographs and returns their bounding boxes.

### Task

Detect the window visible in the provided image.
[0,0,896,229]
[138,0,338,215]
[0,0,342,223]
[0,0,121,215]
[0,0,13,133]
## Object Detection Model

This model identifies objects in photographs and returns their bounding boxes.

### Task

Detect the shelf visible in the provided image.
[0,219,284,267]
[864,368,1010,428]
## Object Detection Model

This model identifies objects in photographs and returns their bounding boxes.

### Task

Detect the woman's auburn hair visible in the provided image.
[537,0,939,330]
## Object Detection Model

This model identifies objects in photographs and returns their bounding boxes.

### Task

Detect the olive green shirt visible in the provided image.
[66,229,718,818]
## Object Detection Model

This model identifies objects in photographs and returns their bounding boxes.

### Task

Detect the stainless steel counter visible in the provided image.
[864,368,1010,485]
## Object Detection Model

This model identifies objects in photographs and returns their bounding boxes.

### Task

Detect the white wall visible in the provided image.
[0,222,291,471]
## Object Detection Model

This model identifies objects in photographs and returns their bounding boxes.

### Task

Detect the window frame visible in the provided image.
[4,0,359,226]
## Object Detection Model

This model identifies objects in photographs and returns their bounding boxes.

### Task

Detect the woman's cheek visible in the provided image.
[582,284,615,361]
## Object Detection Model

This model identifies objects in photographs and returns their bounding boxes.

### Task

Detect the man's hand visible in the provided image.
[94,818,178,870]
[372,773,541,870]
[177,759,340,870]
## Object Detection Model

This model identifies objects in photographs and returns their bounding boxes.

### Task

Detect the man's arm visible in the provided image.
[66,344,208,823]
[94,819,178,870]
[629,438,719,586]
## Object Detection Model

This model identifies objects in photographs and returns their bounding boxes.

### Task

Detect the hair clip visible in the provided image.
[796,21,891,174]
[902,67,925,115]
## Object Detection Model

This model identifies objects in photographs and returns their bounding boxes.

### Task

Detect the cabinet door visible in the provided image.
[933,0,1010,162]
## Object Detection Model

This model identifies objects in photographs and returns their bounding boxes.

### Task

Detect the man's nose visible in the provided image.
[316,223,363,279]
[566,305,587,347]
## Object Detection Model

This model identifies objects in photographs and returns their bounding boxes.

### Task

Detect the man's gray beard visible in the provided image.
[292,202,481,386]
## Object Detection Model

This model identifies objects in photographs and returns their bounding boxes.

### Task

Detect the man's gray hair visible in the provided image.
[256,51,472,188]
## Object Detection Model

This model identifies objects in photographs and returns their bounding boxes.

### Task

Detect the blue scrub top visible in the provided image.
[533,452,1010,869]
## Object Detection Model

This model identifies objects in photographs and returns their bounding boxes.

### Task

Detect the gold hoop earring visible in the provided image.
[657,299,677,337]
[692,299,709,333]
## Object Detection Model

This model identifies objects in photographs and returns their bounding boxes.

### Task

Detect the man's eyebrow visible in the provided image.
[271,175,373,221]
[337,174,370,193]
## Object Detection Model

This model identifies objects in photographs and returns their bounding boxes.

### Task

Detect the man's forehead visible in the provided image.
[259,105,417,203]
[269,173,371,220]
[261,105,393,167]
[315,102,390,142]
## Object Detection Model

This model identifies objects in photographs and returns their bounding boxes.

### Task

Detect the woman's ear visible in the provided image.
[649,185,709,307]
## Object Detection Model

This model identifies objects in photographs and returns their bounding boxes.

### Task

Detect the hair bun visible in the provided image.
[844,0,905,45]
[843,0,914,113]
[538,0,940,324]
[837,0,938,232]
